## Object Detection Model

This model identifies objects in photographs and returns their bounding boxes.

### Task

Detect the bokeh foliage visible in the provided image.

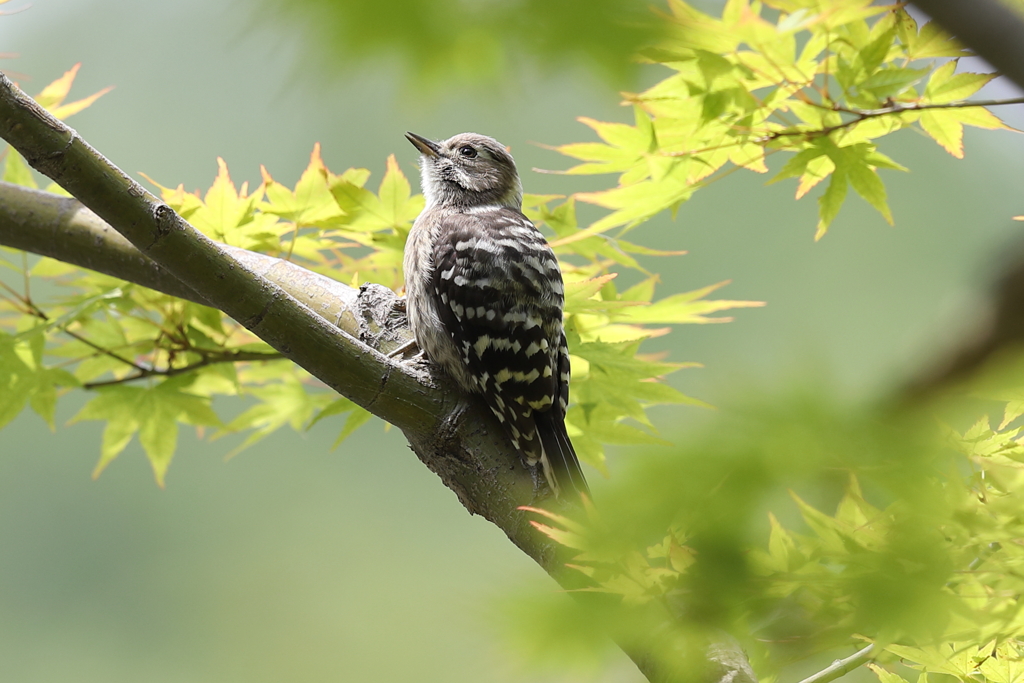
[258,0,661,84]
[3,1,1024,682]
[516,394,1024,680]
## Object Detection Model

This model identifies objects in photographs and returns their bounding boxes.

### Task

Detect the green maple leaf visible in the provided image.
[70,377,221,487]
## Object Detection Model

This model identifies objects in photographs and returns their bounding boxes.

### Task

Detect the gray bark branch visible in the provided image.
[911,0,1024,95]
[0,181,363,335]
[0,73,754,683]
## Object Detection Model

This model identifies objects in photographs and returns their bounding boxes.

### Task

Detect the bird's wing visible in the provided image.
[430,208,563,457]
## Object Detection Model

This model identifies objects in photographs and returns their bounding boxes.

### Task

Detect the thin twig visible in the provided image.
[0,277,32,314]
[1,276,151,373]
[57,332,149,373]
[795,645,875,683]
[755,97,1024,144]
[659,97,1024,159]
[82,349,283,388]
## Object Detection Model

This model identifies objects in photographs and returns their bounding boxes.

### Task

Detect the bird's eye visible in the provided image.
[459,145,477,158]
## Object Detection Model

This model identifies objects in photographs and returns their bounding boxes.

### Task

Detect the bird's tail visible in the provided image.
[535,410,590,498]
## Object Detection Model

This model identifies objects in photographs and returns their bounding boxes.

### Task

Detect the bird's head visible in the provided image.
[406,132,523,210]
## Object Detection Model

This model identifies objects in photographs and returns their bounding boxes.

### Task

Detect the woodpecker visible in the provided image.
[403,131,589,498]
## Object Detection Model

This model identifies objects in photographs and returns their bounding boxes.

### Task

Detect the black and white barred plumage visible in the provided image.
[403,131,588,498]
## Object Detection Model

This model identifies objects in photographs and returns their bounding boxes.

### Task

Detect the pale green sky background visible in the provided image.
[3,1,1024,682]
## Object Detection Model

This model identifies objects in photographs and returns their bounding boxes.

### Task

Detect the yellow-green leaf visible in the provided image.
[565,274,618,309]
[797,155,835,200]
[261,144,347,227]
[332,407,373,449]
[846,157,893,224]
[34,63,81,108]
[816,168,848,240]
[907,21,970,59]
[612,280,764,325]
[575,166,692,234]
[859,66,929,99]
[50,86,114,119]
[868,664,910,683]
[949,106,1012,131]
[920,110,964,158]
[33,63,111,119]
[188,158,258,242]
[925,62,995,103]
[138,392,179,487]
[376,153,423,228]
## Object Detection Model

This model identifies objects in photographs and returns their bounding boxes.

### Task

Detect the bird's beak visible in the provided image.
[405,132,441,158]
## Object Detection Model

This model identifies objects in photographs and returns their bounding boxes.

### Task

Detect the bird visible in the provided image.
[402,131,589,498]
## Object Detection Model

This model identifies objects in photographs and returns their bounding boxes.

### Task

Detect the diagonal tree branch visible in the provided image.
[0,181,364,337]
[0,182,213,305]
[895,1,1024,400]
[0,73,756,683]
[80,350,287,389]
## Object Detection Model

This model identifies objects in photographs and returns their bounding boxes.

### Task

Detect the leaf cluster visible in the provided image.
[257,0,661,85]
[554,0,1012,239]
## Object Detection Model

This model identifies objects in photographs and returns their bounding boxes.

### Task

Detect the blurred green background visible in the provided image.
[3,1,1024,681]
